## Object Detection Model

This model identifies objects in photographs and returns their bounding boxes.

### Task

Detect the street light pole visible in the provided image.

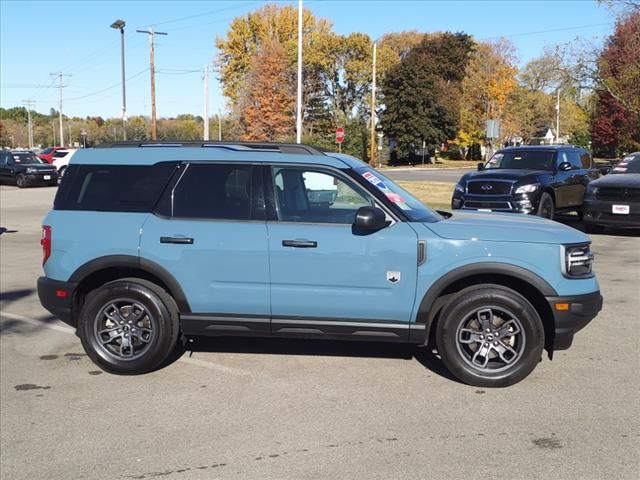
[369,42,377,166]
[111,19,127,141]
[295,0,303,144]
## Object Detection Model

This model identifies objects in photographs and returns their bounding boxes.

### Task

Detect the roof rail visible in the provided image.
[94,141,328,155]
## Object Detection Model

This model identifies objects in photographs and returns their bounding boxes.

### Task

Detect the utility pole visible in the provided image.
[295,0,303,143]
[50,72,70,146]
[203,64,209,141]
[137,27,167,140]
[369,42,377,166]
[22,99,35,149]
[555,90,561,144]
[110,19,128,140]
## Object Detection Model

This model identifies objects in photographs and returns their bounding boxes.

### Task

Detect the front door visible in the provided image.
[139,163,270,334]
[265,165,419,337]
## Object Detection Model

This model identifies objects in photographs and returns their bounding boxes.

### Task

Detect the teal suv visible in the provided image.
[38,142,602,387]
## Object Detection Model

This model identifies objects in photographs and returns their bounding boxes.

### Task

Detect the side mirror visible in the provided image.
[353,206,389,232]
[599,166,612,176]
[477,162,484,171]
[558,162,573,172]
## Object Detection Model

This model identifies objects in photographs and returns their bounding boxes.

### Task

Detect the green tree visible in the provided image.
[381,32,474,158]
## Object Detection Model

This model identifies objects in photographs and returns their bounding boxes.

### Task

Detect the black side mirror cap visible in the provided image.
[353,206,390,233]
[558,162,573,172]
[599,166,612,175]
[477,162,484,171]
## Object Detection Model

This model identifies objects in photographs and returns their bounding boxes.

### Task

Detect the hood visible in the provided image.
[590,173,640,189]
[426,211,589,245]
[460,169,549,183]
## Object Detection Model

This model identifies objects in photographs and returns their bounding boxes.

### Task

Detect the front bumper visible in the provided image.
[583,199,640,228]
[545,291,603,350]
[451,191,541,214]
[37,276,77,327]
[24,172,58,185]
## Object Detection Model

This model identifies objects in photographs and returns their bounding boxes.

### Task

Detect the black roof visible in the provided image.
[94,141,328,156]
[498,145,583,151]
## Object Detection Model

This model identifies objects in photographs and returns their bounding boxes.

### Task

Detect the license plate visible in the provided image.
[43,175,51,180]
[612,204,629,215]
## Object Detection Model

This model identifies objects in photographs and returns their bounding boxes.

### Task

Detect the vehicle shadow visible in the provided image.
[165,336,461,383]
[554,214,640,237]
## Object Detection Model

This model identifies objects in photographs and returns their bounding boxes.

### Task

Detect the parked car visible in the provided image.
[38,146,67,164]
[51,148,78,181]
[37,142,602,387]
[0,150,58,187]
[583,152,640,232]
[451,145,599,219]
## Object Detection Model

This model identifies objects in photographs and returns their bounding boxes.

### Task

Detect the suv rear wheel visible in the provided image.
[436,284,544,387]
[78,278,180,374]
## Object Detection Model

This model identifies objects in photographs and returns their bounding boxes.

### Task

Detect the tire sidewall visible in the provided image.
[537,193,554,219]
[16,174,26,188]
[437,286,544,387]
[78,281,177,374]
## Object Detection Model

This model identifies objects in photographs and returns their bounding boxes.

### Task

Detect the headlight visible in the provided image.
[561,244,594,278]
[26,167,38,174]
[454,183,465,193]
[515,183,539,194]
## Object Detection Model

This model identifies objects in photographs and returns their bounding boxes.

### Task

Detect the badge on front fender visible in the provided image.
[386,271,401,284]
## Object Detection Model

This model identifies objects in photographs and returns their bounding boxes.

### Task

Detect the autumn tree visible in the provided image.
[237,40,295,141]
[456,39,517,153]
[381,32,474,159]
[590,10,640,155]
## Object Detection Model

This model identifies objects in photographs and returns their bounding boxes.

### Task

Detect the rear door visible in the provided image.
[139,162,270,333]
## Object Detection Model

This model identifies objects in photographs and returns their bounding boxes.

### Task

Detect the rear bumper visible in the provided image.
[37,277,77,327]
[546,291,603,350]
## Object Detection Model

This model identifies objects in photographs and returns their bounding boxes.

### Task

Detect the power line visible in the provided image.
[483,22,613,40]
[65,68,149,102]
[145,1,261,27]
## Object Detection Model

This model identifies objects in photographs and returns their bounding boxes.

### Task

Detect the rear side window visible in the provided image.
[54,163,178,212]
[169,164,254,220]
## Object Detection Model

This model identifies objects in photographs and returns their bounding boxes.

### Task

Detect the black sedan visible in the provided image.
[0,150,58,188]
[583,152,640,233]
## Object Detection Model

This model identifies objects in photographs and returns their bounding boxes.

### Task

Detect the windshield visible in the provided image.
[485,150,555,171]
[11,152,43,164]
[612,155,640,174]
[355,167,442,222]
[40,147,54,155]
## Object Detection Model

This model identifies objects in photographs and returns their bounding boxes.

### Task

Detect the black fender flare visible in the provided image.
[69,255,191,312]
[416,262,557,332]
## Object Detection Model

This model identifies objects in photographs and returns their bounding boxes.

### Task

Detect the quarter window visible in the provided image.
[580,152,592,169]
[171,164,253,220]
[272,167,373,224]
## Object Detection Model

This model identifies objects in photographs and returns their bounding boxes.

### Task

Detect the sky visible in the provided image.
[0,0,618,120]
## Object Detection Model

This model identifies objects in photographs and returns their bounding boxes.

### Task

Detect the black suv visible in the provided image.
[451,146,599,219]
[0,150,58,187]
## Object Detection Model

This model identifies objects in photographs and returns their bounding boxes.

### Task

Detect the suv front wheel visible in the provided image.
[78,278,180,374]
[436,284,544,387]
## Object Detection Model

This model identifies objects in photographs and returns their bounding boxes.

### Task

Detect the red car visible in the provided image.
[38,146,66,164]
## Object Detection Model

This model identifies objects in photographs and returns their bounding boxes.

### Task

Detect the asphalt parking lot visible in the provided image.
[1,185,639,480]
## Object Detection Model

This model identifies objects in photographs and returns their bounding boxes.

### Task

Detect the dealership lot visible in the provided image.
[1,185,639,480]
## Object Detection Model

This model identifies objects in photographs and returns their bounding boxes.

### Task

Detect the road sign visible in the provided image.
[336,127,345,144]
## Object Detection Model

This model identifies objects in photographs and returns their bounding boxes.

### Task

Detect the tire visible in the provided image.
[584,223,605,234]
[78,278,180,375]
[436,284,544,387]
[536,192,555,220]
[16,174,27,188]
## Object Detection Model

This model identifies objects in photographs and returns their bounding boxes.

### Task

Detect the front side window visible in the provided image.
[272,167,372,224]
[566,150,582,169]
[171,164,253,220]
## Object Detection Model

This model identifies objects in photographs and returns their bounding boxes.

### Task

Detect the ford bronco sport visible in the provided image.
[38,142,602,387]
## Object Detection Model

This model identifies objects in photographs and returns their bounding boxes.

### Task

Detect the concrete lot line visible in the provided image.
[0,310,250,376]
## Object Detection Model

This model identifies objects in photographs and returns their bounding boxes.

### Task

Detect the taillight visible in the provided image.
[41,225,51,265]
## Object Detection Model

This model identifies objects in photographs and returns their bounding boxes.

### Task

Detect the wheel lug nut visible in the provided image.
[485,328,491,333]
[480,335,484,339]
[493,341,498,346]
